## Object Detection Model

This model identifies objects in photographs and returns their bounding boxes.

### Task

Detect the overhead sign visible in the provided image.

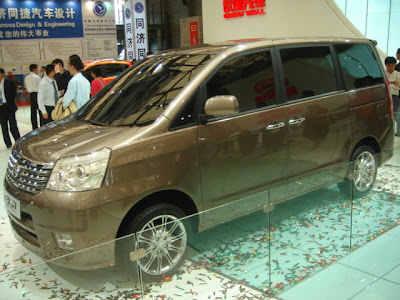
[132,0,148,60]
[82,1,117,59]
[124,0,148,61]
[223,0,266,19]
[0,0,83,40]
[123,1,135,61]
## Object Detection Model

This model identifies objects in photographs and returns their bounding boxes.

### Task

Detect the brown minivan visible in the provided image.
[4,38,395,279]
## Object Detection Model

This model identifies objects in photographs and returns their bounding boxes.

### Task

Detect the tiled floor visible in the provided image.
[280,228,400,300]
[0,106,400,299]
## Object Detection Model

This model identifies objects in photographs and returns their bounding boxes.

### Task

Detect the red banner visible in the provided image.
[190,21,199,45]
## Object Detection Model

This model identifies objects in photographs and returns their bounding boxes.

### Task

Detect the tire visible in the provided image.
[117,203,191,282]
[338,145,377,198]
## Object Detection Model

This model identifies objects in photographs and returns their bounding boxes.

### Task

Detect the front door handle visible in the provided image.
[289,117,305,125]
[267,122,285,130]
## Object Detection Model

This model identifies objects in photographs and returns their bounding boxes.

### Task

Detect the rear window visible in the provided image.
[335,44,384,90]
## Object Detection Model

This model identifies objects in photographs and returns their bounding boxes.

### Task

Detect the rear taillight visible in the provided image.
[385,79,394,118]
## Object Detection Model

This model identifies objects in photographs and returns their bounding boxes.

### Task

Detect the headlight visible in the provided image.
[47,148,111,191]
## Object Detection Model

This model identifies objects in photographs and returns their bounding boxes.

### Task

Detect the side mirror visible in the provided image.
[204,95,239,118]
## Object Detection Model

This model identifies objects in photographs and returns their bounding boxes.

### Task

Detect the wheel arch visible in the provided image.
[116,190,200,239]
[351,136,381,165]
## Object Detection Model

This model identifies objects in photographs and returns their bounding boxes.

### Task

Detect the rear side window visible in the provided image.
[280,46,337,101]
[335,44,384,90]
[103,63,128,77]
[206,51,277,112]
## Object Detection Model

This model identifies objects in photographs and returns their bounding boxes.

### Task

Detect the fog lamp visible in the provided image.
[53,233,74,251]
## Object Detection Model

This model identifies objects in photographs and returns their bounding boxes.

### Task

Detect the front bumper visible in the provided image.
[4,183,122,270]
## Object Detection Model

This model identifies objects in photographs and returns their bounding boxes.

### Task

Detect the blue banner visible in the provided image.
[0,0,83,40]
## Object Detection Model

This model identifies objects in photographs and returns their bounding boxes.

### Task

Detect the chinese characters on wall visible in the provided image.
[0,2,83,40]
[223,0,266,19]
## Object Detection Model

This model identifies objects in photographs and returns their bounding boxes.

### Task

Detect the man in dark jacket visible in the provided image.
[0,68,20,149]
[52,58,72,95]
[396,48,400,72]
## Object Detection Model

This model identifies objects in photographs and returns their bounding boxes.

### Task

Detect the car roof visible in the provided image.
[161,37,375,57]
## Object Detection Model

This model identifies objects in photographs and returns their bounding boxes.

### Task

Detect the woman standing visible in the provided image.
[90,66,106,97]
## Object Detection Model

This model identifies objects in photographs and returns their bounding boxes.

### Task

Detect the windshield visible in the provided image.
[76,54,211,127]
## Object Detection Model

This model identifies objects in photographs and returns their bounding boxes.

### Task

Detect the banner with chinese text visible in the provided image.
[128,0,148,60]
[0,0,117,72]
[123,0,135,61]
[0,0,83,40]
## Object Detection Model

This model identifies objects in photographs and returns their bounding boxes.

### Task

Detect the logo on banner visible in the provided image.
[134,2,144,14]
[125,7,131,19]
[93,1,107,17]
[223,0,266,19]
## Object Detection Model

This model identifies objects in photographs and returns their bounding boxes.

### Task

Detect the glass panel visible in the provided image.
[366,0,390,53]
[334,0,347,14]
[351,146,400,250]
[1,147,399,299]
[138,190,272,298]
[269,162,352,296]
[206,50,277,111]
[0,235,143,299]
[170,90,198,128]
[346,0,368,35]
[335,43,384,90]
[388,1,400,58]
[278,147,400,299]
[279,46,337,101]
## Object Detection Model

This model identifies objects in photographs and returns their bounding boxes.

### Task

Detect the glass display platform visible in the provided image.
[0,148,399,300]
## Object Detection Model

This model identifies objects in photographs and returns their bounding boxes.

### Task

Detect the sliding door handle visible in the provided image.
[289,117,305,125]
[267,122,285,130]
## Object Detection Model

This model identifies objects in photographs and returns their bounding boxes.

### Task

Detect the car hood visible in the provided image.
[16,119,139,164]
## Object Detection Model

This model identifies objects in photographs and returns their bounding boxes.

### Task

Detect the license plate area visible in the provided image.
[4,192,21,220]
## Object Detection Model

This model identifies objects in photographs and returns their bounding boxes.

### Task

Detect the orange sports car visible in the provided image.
[83,59,132,84]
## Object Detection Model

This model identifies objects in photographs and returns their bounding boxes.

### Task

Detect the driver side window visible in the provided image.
[206,50,277,113]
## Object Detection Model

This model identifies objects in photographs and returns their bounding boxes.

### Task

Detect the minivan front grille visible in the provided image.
[6,150,53,194]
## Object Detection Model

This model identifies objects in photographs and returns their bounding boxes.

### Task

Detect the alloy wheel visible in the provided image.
[136,214,187,275]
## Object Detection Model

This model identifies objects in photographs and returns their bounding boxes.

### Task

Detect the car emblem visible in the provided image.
[12,164,21,177]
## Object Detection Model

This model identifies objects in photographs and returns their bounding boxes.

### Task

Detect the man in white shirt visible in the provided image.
[38,65,60,125]
[25,64,42,129]
[385,56,400,137]
[62,55,90,110]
